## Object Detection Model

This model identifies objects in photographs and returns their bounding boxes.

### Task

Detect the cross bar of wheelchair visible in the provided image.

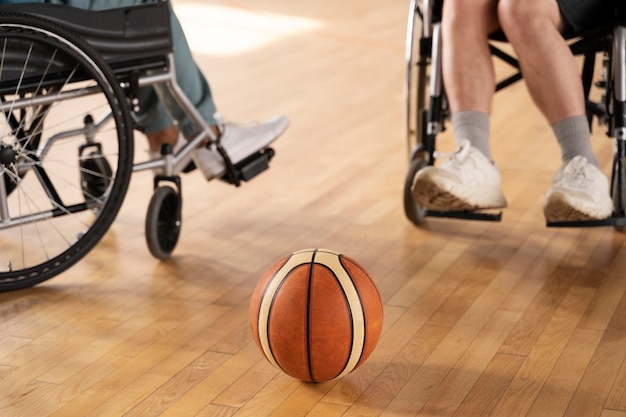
[0,85,102,113]
[0,199,97,230]
[0,156,101,230]
[38,112,107,161]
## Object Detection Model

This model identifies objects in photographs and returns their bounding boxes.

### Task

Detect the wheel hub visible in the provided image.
[0,145,17,166]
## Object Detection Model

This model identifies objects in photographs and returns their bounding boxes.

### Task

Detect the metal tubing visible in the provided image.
[133,53,217,175]
[404,0,418,156]
[0,170,9,223]
[614,26,626,103]
[427,22,443,136]
[0,85,101,112]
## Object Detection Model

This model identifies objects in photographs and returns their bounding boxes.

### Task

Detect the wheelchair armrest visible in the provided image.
[0,2,173,75]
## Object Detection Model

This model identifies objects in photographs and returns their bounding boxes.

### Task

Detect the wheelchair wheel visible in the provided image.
[403,0,446,226]
[403,154,429,225]
[404,0,430,158]
[0,12,133,291]
[145,185,181,260]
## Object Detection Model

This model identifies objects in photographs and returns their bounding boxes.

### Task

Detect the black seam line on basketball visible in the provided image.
[307,249,318,382]
[263,256,293,375]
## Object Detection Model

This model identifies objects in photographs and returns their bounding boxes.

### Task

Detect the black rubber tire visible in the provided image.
[145,186,181,260]
[403,156,429,226]
[611,145,626,232]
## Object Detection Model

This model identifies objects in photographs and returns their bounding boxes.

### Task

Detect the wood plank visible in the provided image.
[453,354,525,417]
[490,286,596,417]
[526,328,604,417]
[417,310,522,416]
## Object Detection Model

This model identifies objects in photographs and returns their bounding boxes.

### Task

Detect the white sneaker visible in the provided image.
[411,139,507,211]
[192,115,289,180]
[543,156,613,222]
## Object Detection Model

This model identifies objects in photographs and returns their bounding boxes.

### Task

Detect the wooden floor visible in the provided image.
[2,0,626,415]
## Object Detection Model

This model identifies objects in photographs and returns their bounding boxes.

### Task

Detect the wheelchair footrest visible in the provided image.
[425,210,502,222]
[220,148,275,185]
[546,216,626,228]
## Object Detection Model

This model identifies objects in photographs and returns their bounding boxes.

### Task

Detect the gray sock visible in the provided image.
[553,116,599,167]
[452,111,491,160]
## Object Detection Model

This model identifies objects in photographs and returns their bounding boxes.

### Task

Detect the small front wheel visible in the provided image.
[145,185,182,260]
[403,156,429,226]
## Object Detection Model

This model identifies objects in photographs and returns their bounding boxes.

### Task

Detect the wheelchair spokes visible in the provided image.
[0,14,133,291]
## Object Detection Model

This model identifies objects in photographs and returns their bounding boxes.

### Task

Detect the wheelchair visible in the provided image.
[403,0,626,229]
[0,2,277,291]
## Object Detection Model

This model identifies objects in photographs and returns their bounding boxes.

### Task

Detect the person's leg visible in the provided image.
[497,0,612,221]
[443,0,499,157]
[148,5,288,179]
[48,0,183,152]
[150,6,219,138]
[497,0,598,167]
[411,0,507,211]
[145,125,178,153]
[55,0,289,178]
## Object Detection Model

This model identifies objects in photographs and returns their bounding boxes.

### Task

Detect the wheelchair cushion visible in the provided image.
[0,2,173,75]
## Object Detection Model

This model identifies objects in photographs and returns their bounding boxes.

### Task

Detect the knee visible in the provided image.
[498,0,557,40]
[442,0,498,38]
[442,2,465,28]
[498,1,530,38]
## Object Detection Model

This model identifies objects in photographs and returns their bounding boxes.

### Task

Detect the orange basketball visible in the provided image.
[249,248,383,382]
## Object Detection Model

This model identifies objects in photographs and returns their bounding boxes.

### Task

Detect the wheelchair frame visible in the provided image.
[403,0,626,229]
[0,2,276,291]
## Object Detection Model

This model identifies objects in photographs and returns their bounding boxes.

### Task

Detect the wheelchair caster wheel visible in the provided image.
[403,156,429,226]
[146,185,181,260]
[80,150,112,201]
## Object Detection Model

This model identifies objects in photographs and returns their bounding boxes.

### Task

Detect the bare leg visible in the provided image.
[411,0,506,212]
[146,125,178,153]
[498,0,599,166]
[442,0,500,159]
[497,0,612,221]
[497,0,583,124]
[442,0,500,114]
[145,125,221,153]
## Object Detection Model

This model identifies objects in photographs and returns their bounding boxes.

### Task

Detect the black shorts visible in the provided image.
[557,0,619,32]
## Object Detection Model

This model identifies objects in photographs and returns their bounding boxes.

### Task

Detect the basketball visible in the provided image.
[249,248,384,382]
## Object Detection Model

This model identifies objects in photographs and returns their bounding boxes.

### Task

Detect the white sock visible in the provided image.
[452,111,491,160]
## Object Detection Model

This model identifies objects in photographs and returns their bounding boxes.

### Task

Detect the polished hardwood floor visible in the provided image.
[2,0,626,416]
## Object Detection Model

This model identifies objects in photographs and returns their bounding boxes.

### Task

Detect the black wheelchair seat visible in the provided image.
[0,2,172,76]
